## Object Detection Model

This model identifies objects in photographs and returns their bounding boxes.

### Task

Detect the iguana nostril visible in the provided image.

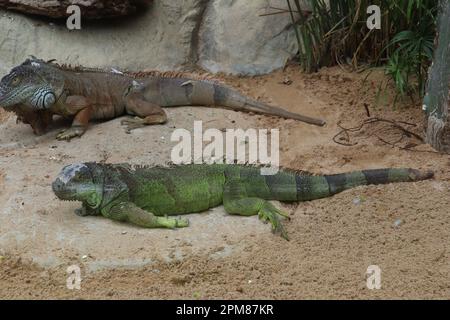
[52,178,63,193]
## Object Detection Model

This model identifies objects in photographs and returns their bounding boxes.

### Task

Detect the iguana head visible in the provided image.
[52,163,103,209]
[0,58,62,110]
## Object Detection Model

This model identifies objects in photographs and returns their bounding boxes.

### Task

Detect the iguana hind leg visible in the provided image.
[105,202,189,229]
[122,93,167,133]
[223,180,290,240]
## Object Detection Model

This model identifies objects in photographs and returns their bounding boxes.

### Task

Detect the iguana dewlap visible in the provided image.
[52,163,433,240]
[0,58,325,141]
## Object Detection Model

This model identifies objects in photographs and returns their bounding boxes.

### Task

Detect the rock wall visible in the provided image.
[0,0,303,75]
[198,0,299,75]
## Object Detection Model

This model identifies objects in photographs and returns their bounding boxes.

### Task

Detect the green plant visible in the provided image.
[385,21,435,96]
[281,0,438,99]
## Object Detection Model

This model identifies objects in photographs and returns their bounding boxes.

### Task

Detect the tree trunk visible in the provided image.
[424,0,450,152]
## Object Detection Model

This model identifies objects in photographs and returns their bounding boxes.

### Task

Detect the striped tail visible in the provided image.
[146,77,325,127]
[211,83,326,127]
[295,168,434,201]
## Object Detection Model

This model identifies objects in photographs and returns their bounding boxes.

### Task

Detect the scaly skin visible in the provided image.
[8,104,53,136]
[0,58,325,141]
[52,163,433,240]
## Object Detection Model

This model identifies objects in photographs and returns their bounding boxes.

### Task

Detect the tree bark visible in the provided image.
[424,0,450,152]
[0,0,149,19]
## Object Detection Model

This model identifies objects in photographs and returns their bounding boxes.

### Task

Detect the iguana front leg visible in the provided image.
[56,96,92,141]
[121,92,167,133]
[223,180,290,240]
[104,201,189,229]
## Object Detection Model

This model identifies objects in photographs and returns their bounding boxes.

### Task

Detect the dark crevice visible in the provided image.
[187,0,210,67]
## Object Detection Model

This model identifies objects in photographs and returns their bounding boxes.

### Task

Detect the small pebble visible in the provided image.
[353,196,366,205]
[393,219,403,228]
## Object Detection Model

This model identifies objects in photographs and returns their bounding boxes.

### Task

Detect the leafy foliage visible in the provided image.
[282,0,438,98]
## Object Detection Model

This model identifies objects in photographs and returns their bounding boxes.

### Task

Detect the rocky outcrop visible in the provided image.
[0,0,304,76]
[0,0,148,19]
[198,0,298,75]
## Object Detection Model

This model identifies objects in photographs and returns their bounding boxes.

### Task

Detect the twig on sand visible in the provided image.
[332,117,441,154]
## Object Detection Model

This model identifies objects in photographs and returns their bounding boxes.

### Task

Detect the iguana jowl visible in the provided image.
[0,58,325,141]
[52,163,433,240]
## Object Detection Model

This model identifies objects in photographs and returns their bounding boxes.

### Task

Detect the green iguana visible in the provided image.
[52,163,433,240]
[0,58,325,141]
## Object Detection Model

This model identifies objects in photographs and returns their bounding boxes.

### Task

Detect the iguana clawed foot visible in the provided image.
[174,217,190,228]
[56,126,85,141]
[121,117,148,133]
[160,216,190,229]
[121,114,167,134]
[258,203,290,241]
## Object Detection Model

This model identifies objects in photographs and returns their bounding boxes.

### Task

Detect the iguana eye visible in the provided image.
[11,77,20,86]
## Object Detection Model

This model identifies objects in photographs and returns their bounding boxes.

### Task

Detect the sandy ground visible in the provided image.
[0,65,449,299]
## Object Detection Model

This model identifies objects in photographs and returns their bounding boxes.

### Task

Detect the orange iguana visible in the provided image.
[0,58,325,141]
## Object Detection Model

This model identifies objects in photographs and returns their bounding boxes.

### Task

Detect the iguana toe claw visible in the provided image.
[277,209,291,220]
[259,215,269,224]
